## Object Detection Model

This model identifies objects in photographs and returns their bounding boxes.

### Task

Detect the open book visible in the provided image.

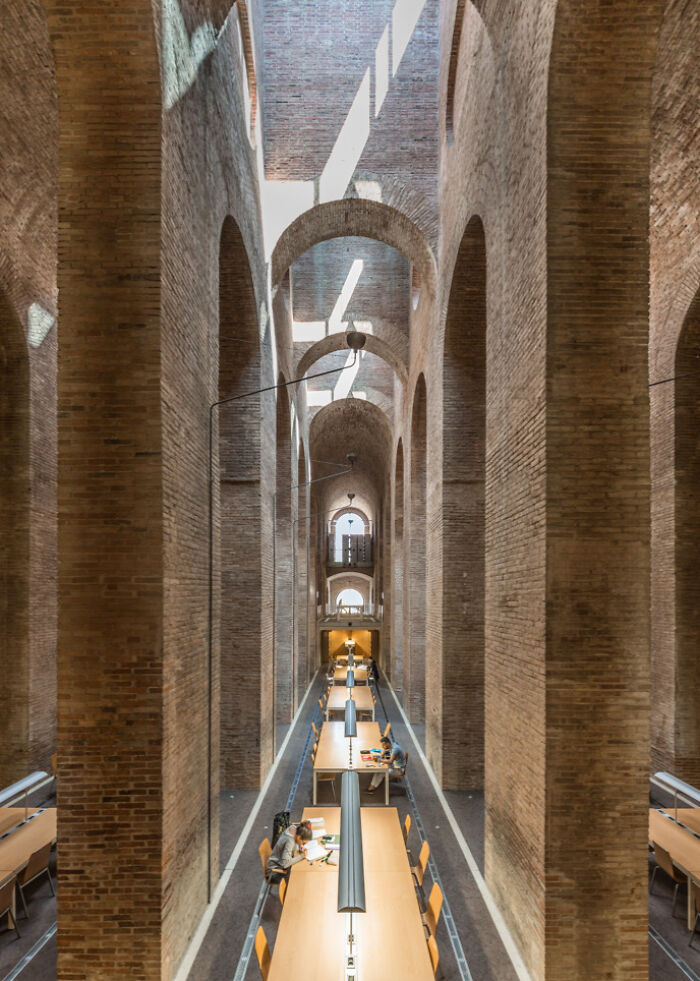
[304,839,328,863]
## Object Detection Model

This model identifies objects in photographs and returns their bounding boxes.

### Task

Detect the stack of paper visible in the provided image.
[304,839,328,863]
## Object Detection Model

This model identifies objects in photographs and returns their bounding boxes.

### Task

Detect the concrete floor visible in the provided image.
[2,691,699,980]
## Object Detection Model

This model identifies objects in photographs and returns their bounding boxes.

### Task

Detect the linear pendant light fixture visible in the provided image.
[344,698,357,738]
[346,668,355,688]
[338,770,366,913]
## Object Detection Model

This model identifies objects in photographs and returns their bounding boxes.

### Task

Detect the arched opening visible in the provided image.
[275,381,294,725]
[442,215,485,790]
[218,216,263,789]
[674,288,700,784]
[0,289,30,784]
[331,510,368,562]
[336,587,364,612]
[392,439,404,691]
[407,377,427,722]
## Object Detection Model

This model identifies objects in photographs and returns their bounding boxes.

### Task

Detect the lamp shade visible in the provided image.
[344,698,357,738]
[338,770,366,912]
[346,668,355,689]
[347,651,354,667]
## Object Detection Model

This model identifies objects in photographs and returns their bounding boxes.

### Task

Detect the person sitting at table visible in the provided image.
[367,735,406,793]
[265,822,313,883]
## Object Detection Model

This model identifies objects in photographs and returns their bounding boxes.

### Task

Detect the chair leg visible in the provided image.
[17,884,29,920]
[689,912,699,947]
[47,868,55,896]
[649,865,658,894]
[672,881,681,918]
[8,907,21,940]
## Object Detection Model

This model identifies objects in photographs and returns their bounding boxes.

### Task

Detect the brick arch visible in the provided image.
[217,215,264,789]
[444,1,491,144]
[271,199,437,301]
[0,288,30,786]
[673,287,700,785]
[441,214,485,790]
[406,375,427,724]
[330,505,371,533]
[296,331,408,385]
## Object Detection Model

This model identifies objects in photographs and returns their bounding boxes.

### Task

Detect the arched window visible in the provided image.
[336,588,364,611]
[333,510,367,562]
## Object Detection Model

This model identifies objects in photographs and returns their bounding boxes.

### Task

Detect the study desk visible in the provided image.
[333,665,369,685]
[0,808,57,925]
[649,808,700,928]
[325,686,375,721]
[313,722,388,805]
[673,809,700,837]
[267,806,434,981]
[0,808,38,837]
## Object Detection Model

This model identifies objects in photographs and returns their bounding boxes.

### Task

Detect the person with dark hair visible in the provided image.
[367,735,406,793]
[265,821,313,884]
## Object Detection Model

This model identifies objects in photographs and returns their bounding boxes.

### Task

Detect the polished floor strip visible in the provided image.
[1,923,56,981]
[649,925,700,981]
[174,670,319,981]
[384,678,534,981]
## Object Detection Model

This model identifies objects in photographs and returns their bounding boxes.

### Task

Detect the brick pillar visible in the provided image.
[48,6,167,976]
[275,384,294,723]
[391,439,404,691]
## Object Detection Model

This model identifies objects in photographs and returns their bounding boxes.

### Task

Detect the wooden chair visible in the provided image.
[689,880,700,948]
[316,770,337,801]
[312,741,318,763]
[16,843,54,918]
[278,877,287,907]
[255,925,271,980]
[402,813,415,864]
[383,722,391,739]
[411,840,430,908]
[258,838,272,878]
[0,876,20,940]
[422,882,443,939]
[311,721,319,740]
[650,841,686,917]
[427,935,439,976]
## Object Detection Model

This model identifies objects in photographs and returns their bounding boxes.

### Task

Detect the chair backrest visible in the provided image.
[278,877,287,906]
[0,875,16,914]
[653,841,677,879]
[19,842,52,885]
[401,751,409,775]
[312,742,318,761]
[415,840,430,886]
[425,883,443,937]
[318,698,324,712]
[311,722,319,739]
[255,925,271,980]
[427,935,439,975]
[383,722,391,738]
[403,813,411,843]
[258,838,271,877]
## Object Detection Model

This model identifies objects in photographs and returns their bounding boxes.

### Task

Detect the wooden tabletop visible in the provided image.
[649,809,700,874]
[314,722,385,773]
[333,665,369,684]
[0,808,57,876]
[673,809,700,837]
[268,806,434,981]
[326,686,374,716]
[0,808,38,837]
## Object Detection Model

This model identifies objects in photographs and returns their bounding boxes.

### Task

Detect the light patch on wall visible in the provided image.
[352,391,367,400]
[354,181,382,202]
[262,179,315,256]
[329,260,364,334]
[320,69,371,202]
[375,26,389,116]
[306,390,332,408]
[292,320,326,343]
[161,0,217,110]
[352,320,374,335]
[27,303,55,348]
[392,0,426,75]
[333,350,361,401]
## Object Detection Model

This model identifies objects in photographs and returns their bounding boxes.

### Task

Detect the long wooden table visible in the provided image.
[325,686,375,721]
[673,808,700,837]
[267,807,434,981]
[0,808,38,837]
[0,808,57,924]
[313,722,389,805]
[333,665,369,685]
[649,808,700,928]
